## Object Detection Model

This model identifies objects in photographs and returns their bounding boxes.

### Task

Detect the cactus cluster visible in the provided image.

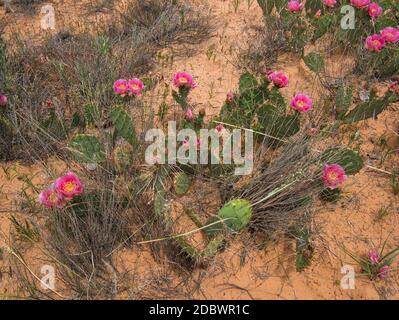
[152,171,225,261]
[320,147,363,176]
[69,105,137,171]
[220,73,301,142]
[217,199,252,233]
[319,147,363,202]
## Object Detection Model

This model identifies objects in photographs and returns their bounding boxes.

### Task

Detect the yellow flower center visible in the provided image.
[297,100,305,108]
[64,181,76,193]
[179,77,188,84]
[328,172,338,182]
[131,84,139,90]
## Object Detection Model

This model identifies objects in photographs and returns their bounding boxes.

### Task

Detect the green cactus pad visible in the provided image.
[69,134,105,163]
[343,93,391,123]
[304,52,325,73]
[218,199,252,232]
[335,84,353,119]
[174,172,191,195]
[203,216,224,239]
[110,106,137,146]
[320,148,363,175]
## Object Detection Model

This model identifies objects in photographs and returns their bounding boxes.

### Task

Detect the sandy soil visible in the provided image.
[0,0,398,300]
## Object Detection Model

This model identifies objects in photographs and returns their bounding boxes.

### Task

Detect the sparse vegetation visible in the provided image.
[0,0,398,301]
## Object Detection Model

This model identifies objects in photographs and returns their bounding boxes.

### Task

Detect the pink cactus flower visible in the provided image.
[367,3,383,18]
[184,107,194,121]
[127,78,145,96]
[365,34,386,52]
[380,27,399,43]
[55,172,84,200]
[173,72,196,89]
[389,80,399,93]
[46,98,53,109]
[196,138,201,147]
[351,0,371,8]
[290,94,313,113]
[0,95,7,107]
[378,265,389,279]
[315,9,322,19]
[268,71,289,88]
[215,124,224,133]
[113,79,129,97]
[38,184,65,209]
[287,0,304,12]
[226,91,234,103]
[322,164,348,189]
[368,251,380,264]
[323,0,336,7]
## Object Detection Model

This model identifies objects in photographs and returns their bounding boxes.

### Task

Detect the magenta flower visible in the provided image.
[127,78,145,96]
[351,0,371,8]
[215,124,224,134]
[0,95,7,107]
[46,98,53,109]
[368,251,380,264]
[38,184,65,209]
[184,107,193,121]
[173,72,196,89]
[367,3,383,18]
[55,172,84,200]
[322,164,348,189]
[378,265,389,279]
[323,0,336,7]
[365,34,386,52]
[113,79,129,97]
[290,94,313,113]
[380,27,399,43]
[315,9,322,18]
[389,80,398,93]
[268,71,289,88]
[287,0,304,12]
[196,138,201,148]
[226,91,234,103]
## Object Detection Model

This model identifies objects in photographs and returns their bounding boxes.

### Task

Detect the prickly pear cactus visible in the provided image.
[335,84,353,119]
[69,134,105,163]
[343,92,392,124]
[110,106,137,146]
[217,199,252,232]
[320,148,363,175]
[174,172,191,195]
[153,170,224,262]
[113,144,133,172]
[256,105,300,144]
[203,216,224,239]
[293,225,314,272]
[304,52,325,73]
